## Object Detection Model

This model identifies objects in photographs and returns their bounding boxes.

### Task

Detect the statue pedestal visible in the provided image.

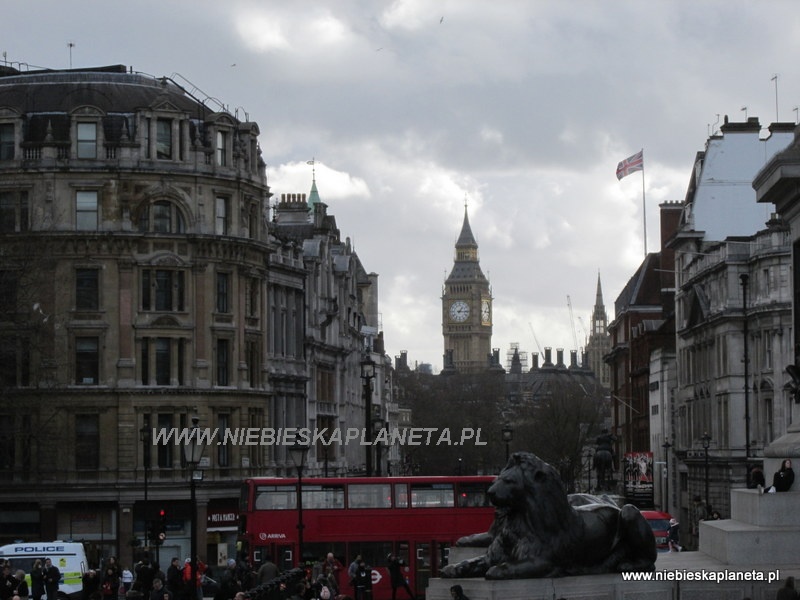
[700,488,800,563]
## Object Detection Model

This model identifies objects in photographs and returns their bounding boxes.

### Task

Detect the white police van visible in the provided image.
[0,541,87,600]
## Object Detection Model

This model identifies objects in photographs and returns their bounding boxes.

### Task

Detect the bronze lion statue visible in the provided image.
[441,452,656,579]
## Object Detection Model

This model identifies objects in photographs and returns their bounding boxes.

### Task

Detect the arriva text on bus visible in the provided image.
[153,426,488,447]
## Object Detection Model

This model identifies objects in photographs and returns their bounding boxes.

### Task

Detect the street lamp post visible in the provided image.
[183,416,205,600]
[740,273,750,460]
[139,420,151,550]
[360,357,376,476]
[662,441,672,513]
[501,423,514,463]
[288,441,311,568]
[701,432,711,517]
[373,418,385,476]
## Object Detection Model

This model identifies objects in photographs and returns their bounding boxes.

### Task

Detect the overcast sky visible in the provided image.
[5,1,800,372]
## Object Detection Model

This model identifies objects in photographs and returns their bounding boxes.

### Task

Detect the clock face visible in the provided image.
[449,300,470,322]
[481,299,491,324]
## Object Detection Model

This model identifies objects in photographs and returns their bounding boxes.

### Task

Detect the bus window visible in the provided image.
[302,484,345,509]
[456,482,491,507]
[348,541,393,572]
[394,483,409,508]
[348,483,392,508]
[255,485,295,510]
[410,483,454,507]
[305,542,345,569]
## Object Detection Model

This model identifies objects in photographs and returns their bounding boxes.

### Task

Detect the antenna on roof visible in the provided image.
[67,42,75,69]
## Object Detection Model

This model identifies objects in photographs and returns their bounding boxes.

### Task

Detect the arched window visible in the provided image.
[138,200,185,233]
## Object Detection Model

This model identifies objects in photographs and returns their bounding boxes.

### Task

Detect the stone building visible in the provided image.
[0,65,380,566]
[670,118,795,540]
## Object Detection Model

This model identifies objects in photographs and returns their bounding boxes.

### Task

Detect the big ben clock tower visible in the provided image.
[442,206,492,373]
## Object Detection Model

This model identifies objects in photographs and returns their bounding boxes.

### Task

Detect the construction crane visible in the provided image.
[567,295,579,353]
[528,322,544,356]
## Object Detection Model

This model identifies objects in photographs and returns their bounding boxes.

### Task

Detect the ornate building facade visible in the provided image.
[0,65,381,566]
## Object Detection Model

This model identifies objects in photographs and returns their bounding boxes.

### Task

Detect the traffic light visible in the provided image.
[158,509,167,542]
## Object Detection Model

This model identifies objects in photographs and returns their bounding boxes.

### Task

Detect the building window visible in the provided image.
[76,414,100,469]
[155,337,171,385]
[142,269,185,311]
[75,336,99,385]
[246,277,259,317]
[137,200,185,233]
[216,130,228,166]
[76,268,99,310]
[246,339,260,388]
[216,272,230,313]
[76,191,98,230]
[141,337,184,386]
[0,271,17,314]
[76,123,97,159]
[248,203,259,239]
[143,117,151,159]
[0,336,30,387]
[215,197,228,235]
[0,124,14,160]
[156,119,172,159]
[157,413,173,468]
[0,416,14,477]
[0,190,28,233]
[218,413,230,467]
[216,338,230,386]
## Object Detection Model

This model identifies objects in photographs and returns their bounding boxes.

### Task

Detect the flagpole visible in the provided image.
[641,149,647,257]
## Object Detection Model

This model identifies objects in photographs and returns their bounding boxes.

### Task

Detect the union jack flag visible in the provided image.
[616,150,644,180]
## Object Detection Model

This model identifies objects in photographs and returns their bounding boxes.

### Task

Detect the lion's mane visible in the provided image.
[482,453,585,574]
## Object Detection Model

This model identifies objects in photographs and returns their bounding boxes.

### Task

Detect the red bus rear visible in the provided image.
[239,475,495,599]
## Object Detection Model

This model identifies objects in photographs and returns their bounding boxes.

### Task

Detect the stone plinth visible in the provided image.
[428,552,798,599]
[701,488,800,564]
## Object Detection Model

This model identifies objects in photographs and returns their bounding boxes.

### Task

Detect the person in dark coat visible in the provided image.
[2,564,15,600]
[351,561,371,600]
[667,518,682,552]
[164,559,183,600]
[387,554,415,600]
[81,570,101,600]
[767,459,795,493]
[42,559,60,600]
[449,585,469,600]
[777,575,799,600]
[12,570,29,600]
[29,561,44,600]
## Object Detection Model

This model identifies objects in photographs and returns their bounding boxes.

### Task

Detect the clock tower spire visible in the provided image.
[442,205,493,373]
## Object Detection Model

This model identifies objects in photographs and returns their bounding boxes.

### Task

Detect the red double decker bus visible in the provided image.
[239,475,495,599]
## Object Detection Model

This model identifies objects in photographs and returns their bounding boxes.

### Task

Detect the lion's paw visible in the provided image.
[440,564,458,578]
[485,563,511,580]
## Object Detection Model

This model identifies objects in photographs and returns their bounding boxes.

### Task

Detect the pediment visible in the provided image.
[149,96,182,113]
[0,107,21,118]
[207,112,236,127]
[151,315,182,327]
[148,252,185,267]
[71,105,105,117]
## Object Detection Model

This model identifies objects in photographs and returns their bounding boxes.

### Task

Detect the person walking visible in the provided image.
[387,554,414,600]
[667,518,682,552]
